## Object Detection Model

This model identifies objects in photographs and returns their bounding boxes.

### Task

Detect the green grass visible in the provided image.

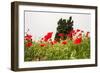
[24,38,90,61]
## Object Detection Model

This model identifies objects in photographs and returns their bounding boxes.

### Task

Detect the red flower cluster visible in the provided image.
[62,40,67,45]
[25,34,32,40]
[25,34,33,48]
[58,33,64,37]
[40,43,46,47]
[66,30,76,39]
[43,32,53,42]
[24,29,90,47]
[73,38,82,44]
[69,29,81,35]
[66,33,72,38]
[26,42,33,47]
[70,30,75,34]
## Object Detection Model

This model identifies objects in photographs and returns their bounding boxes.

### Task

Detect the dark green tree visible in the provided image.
[54,16,74,41]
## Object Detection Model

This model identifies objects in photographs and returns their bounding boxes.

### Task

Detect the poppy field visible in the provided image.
[24,29,90,61]
[24,16,90,61]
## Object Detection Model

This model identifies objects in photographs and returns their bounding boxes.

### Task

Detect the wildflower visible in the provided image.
[26,42,32,47]
[46,32,53,39]
[58,33,64,37]
[76,29,80,32]
[73,32,77,36]
[66,33,72,37]
[73,38,82,44]
[53,40,57,44]
[25,34,32,40]
[70,30,75,34]
[41,38,44,40]
[66,30,75,39]
[50,40,57,45]
[62,40,67,45]
[44,32,53,42]
[40,44,46,47]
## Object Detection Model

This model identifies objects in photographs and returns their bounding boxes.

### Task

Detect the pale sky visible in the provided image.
[25,11,91,41]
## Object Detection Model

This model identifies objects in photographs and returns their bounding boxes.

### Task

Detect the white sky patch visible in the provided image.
[25,11,91,41]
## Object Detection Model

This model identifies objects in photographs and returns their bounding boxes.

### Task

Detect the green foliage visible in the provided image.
[24,38,90,61]
[55,16,74,41]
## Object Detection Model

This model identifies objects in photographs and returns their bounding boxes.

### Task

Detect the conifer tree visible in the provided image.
[54,16,74,41]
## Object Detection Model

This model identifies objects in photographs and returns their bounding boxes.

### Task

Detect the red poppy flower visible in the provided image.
[70,30,75,34]
[58,33,64,37]
[26,42,32,47]
[25,34,32,40]
[50,40,57,45]
[76,29,80,32]
[40,44,46,47]
[44,32,53,42]
[53,40,57,44]
[73,32,77,36]
[62,41,67,45]
[73,38,82,44]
